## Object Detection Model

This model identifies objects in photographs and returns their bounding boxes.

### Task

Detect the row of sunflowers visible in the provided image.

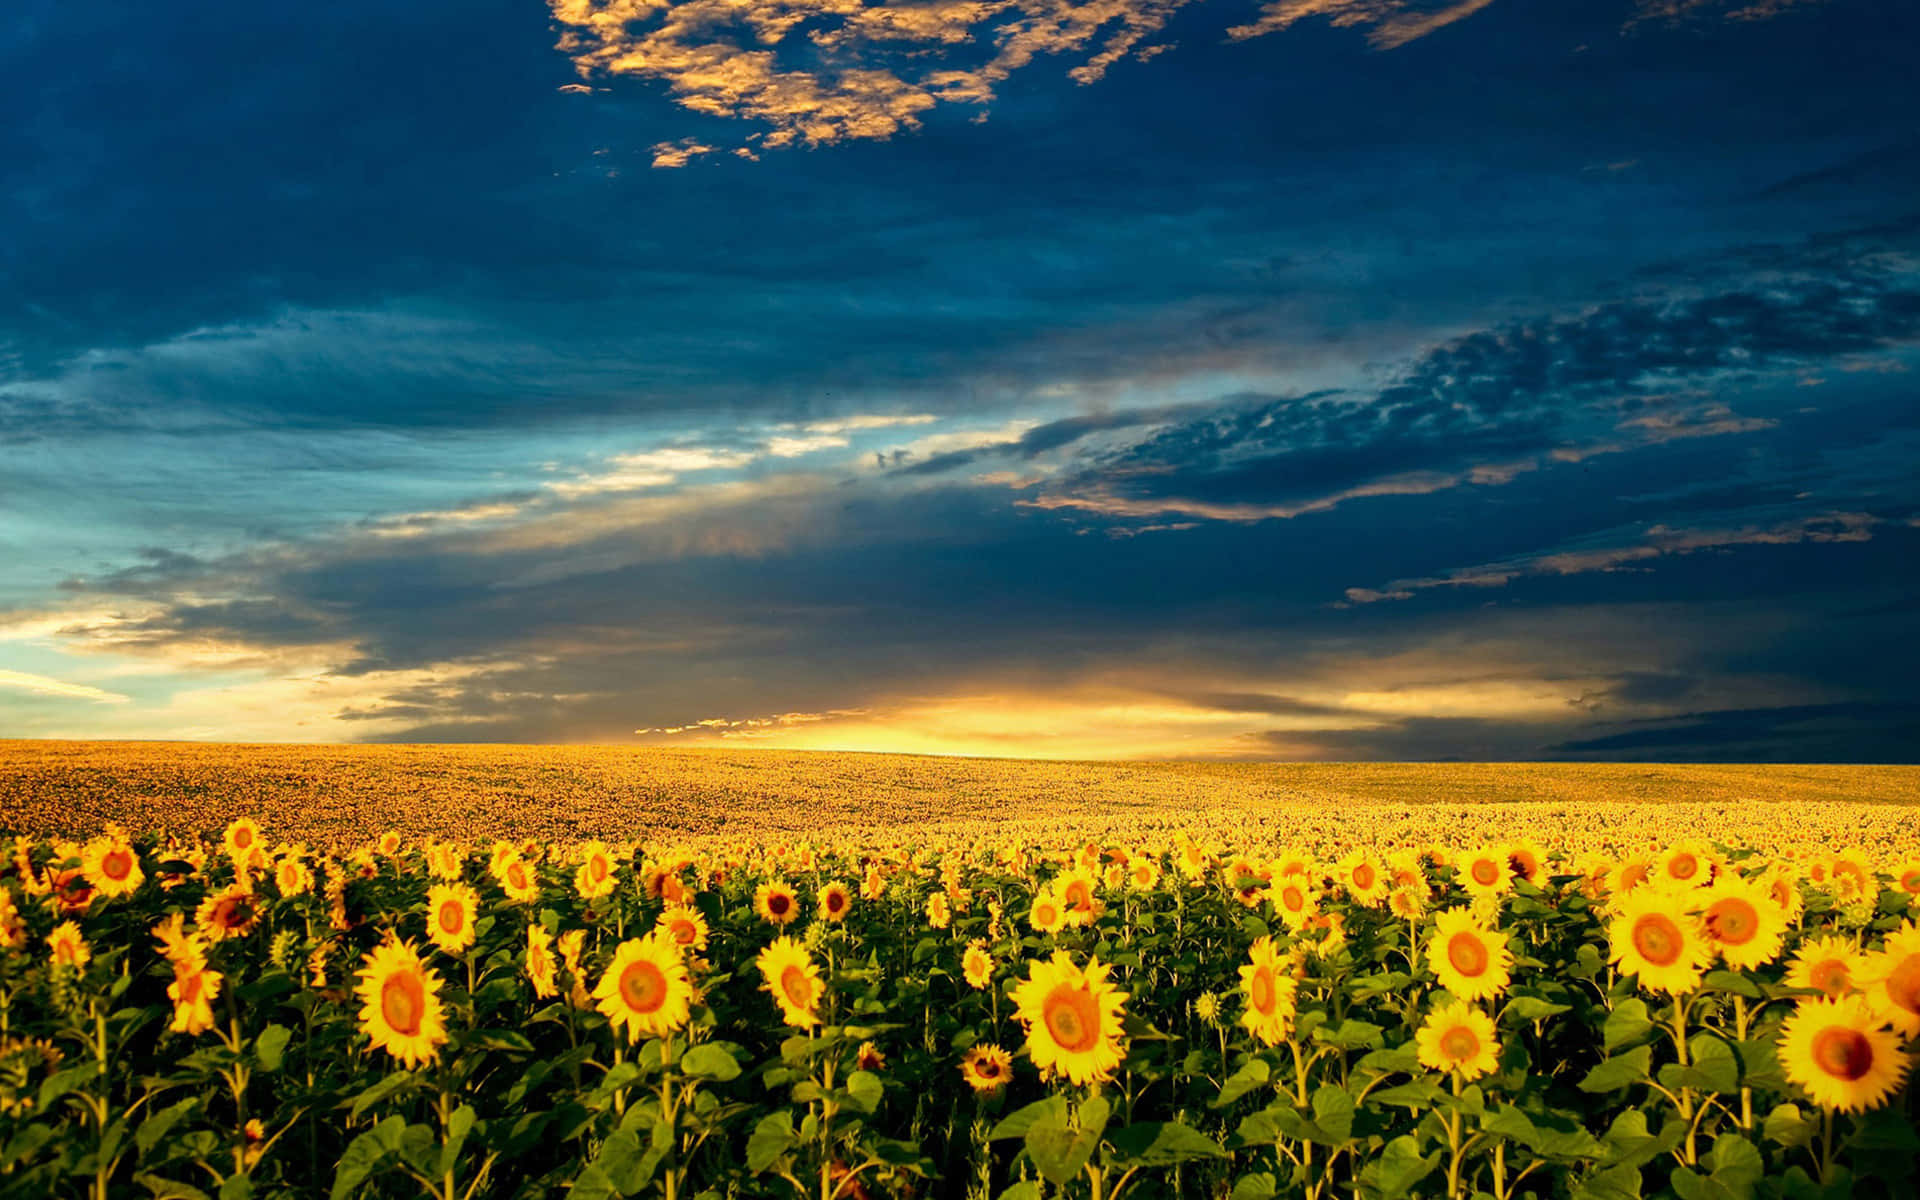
[0,819,1916,1200]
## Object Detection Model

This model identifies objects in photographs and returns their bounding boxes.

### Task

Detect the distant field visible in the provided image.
[2,739,1916,848]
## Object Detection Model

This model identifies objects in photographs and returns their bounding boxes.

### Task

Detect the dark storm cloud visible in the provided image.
[1550,701,1920,761]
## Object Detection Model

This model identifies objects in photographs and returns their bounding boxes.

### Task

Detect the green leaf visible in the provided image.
[217,1177,251,1200]
[995,1183,1043,1200]
[1367,1135,1442,1200]
[569,1163,621,1200]
[1354,1044,1422,1077]
[1,1125,52,1173]
[135,1097,199,1160]
[680,1043,741,1082]
[253,1025,291,1072]
[1025,1119,1102,1187]
[745,1112,796,1173]
[36,1061,103,1112]
[845,1070,884,1115]
[331,1116,404,1200]
[1480,1106,1605,1161]
[1574,1163,1644,1200]
[1706,1134,1763,1200]
[1598,1110,1685,1170]
[460,1030,536,1054]
[436,1105,476,1180]
[1215,1058,1271,1108]
[1369,1080,1444,1108]
[1579,1046,1652,1093]
[1763,1104,1815,1149]
[989,1096,1070,1141]
[1603,1000,1653,1052]
[346,1071,415,1119]
[1504,995,1571,1021]
[1105,1121,1229,1166]
[1658,1036,1740,1095]
[1702,971,1763,999]
[134,1174,213,1200]
[1309,1085,1355,1144]
[1231,1172,1277,1200]
[1312,1020,1383,1050]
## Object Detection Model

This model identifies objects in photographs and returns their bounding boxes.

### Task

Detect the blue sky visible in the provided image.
[3,0,1917,757]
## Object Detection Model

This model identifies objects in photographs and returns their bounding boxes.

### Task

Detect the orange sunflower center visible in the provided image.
[1703,898,1757,945]
[768,892,792,915]
[1447,932,1490,977]
[1885,954,1920,1015]
[619,961,668,1013]
[589,857,609,883]
[380,970,426,1036]
[1810,1027,1874,1081]
[668,918,697,945]
[1509,852,1536,879]
[178,972,204,1002]
[1043,983,1101,1054]
[214,896,254,930]
[1035,901,1059,924]
[1632,914,1684,966]
[975,1057,1002,1079]
[1668,854,1698,881]
[780,964,813,1010]
[234,828,254,849]
[507,863,528,889]
[1064,881,1093,910]
[102,848,134,880]
[437,901,465,935]
[1621,863,1650,890]
[1439,1025,1480,1061]
[827,891,847,914]
[1808,958,1851,997]
[1471,860,1500,886]
[1352,864,1376,890]
[1899,869,1920,894]
[1281,885,1305,911]
[1250,966,1276,1014]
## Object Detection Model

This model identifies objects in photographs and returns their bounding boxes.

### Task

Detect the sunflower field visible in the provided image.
[1,817,1918,1200]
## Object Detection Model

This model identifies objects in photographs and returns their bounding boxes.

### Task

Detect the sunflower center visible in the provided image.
[1043,983,1101,1054]
[1471,860,1500,886]
[1281,885,1304,911]
[1899,870,1920,894]
[1668,854,1698,880]
[1702,898,1756,945]
[1808,958,1850,996]
[827,892,846,913]
[216,897,254,929]
[619,961,668,1013]
[1509,853,1535,879]
[102,849,133,880]
[1621,864,1650,889]
[1632,914,1683,966]
[780,964,812,1010]
[769,892,791,915]
[1065,882,1092,909]
[1250,967,1276,1014]
[380,971,426,1036]
[234,828,254,849]
[1440,1026,1480,1061]
[1353,864,1376,890]
[437,901,465,935]
[1811,1027,1874,1081]
[508,864,528,889]
[1885,954,1920,1015]
[1447,932,1490,977]
[590,858,608,883]
[669,918,696,945]
[178,972,203,1002]
[977,1058,1001,1079]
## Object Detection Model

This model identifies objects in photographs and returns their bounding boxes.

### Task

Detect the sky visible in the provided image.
[2,0,1917,759]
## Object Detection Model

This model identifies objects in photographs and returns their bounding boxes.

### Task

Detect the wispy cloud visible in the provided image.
[0,668,130,704]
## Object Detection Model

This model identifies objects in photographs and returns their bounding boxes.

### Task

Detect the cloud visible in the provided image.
[1344,511,1883,603]
[0,668,129,704]
[1226,0,1501,50]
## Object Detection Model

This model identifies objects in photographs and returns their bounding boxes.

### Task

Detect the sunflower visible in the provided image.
[1129,857,1161,891]
[860,865,887,901]
[594,933,693,1043]
[1389,886,1428,921]
[1427,908,1512,1002]
[1504,840,1548,888]
[959,1044,1014,1094]
[963,940,994,990]
[1651,841,1716,893]
[424,883,479,956]
[355,940,449,1069]
[925,892,952,930]
[817,881,853,923]
[0,1038,63,1117]
[1863,921,1920,1037]
[375,831,403,857]
[1776,995,1913,1112]
[1761,863,1805,922]
[1893,860,1920,898]
[1239,936,1299,1047]
[168,960,223,1036]
[1270,876,1319,931]
[1458,847,1512,901]
[750,880,798,927]
[498,855,540,903]
[152,911,196,965]
[1058,868,1103,926]
[1338,852,1391,908]
[1029,887,1067,934]
[1826,850,1876,903]
[1698,875,1788,971]
[1787,935,1865,999]
[80,834,143,899]
[196,883,261,942]
[1010,951,1129,1087]
[525,924,558,999]
[274,856,314,898]
[556,929,587,979]
[1415,1001,1500,1080]
[1608,889,1708,995]
[50,868,93,916]
[757,937,824,1029]
[574,842,617,902]
[222,818,263,863]
[1606,856,1653,903]
[47,921,90,971]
